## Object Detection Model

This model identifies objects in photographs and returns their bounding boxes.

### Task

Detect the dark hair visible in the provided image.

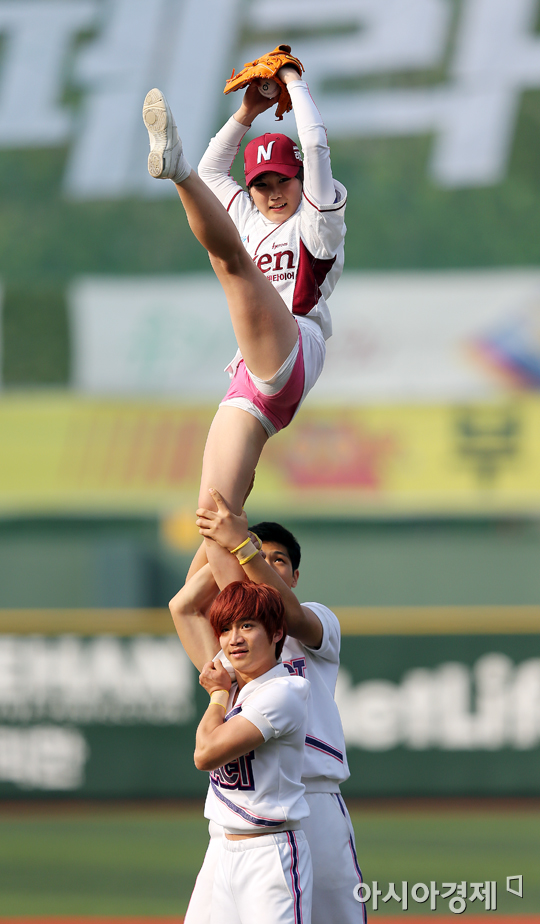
[249,521,301,572]
[247,166,304,190]
[209,581,287,659]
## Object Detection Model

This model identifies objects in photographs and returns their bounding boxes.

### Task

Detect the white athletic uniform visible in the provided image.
[205,663,312,924]
[185,604,366,924]
[198,81,347,434]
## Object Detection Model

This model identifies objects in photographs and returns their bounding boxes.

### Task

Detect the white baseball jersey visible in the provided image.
[282,602,350,790]
[204,663,310,835]
[219,602,349,790]
[191,610,360,924]
[198,81,347,343]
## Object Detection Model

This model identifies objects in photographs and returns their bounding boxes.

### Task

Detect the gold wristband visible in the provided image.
[230,537,251,555]
[210,690,229,709]
[233,539,257,564]
[238,548,259,566]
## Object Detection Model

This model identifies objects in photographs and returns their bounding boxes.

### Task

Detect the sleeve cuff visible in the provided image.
[287,79,308,93]
[303,180,347,212]
[240,703,275,741]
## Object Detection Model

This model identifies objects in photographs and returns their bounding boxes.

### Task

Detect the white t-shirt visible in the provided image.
[282,602,350,791]
[198,81,347,342]
[218,603,349,792]
[204,663,310,835]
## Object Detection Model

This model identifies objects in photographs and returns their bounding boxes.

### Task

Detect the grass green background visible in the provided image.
[0,802,537,916]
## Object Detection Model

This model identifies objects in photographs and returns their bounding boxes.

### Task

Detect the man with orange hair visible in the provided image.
[194,580,312,924]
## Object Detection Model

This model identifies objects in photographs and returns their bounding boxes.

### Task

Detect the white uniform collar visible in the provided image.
[237,662,289,701]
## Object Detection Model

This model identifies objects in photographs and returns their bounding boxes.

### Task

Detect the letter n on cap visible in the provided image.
[257,141,275,164]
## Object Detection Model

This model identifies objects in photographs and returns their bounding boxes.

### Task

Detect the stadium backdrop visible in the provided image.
[1,1,540,799]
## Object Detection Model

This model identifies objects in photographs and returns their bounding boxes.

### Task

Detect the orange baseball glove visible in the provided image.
[224,44,304,121]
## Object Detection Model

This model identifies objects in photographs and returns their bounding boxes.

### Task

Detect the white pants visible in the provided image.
[209,829,312,924]
[185,793,366,924]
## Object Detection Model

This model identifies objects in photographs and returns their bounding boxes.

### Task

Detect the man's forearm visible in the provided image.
[195,711,264,772]
[185,541,209,582]
[242,554,303,621]
[194,489,322,646]
[240,552,323,648]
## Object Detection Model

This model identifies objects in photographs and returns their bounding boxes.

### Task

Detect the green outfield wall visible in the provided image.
[1,515,540,609]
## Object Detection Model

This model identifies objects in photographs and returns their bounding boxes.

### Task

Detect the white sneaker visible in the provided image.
[142,88,189,182]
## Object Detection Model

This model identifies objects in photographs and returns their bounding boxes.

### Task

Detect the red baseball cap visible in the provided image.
[244,133,303,186]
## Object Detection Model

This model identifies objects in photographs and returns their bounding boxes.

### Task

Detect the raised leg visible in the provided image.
[175,172,298,381]
[143,88,298,382]
[143,89,296,587]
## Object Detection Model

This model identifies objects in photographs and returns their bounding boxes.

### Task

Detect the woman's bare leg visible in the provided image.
[174,173,288,579]
[197,405,269,588]
[174,175,295,579]
[144,90,295,582]
[175,172,298,381]
[143,89,298,380]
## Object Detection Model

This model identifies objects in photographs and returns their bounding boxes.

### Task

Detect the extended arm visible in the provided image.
[279,67,336,206]
[242,554,323,649]
[194,659,264,770]
[168,563,220,671]
[196,488,323,649]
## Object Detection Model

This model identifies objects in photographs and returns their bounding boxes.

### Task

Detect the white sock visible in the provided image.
[172,150,192,184]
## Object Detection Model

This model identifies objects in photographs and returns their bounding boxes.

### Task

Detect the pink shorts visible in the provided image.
[220,317,326,436]
[221,329,305,436]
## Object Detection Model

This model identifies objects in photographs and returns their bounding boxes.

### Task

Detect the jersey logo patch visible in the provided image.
[210,750,255,791]
[283,657,307,678]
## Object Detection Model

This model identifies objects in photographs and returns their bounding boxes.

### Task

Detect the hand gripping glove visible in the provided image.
[224,44,304,121]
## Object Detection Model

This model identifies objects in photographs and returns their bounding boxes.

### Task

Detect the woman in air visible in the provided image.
[143,46,346,583]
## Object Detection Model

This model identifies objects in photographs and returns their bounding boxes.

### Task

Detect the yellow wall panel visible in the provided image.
[1,395,540,515]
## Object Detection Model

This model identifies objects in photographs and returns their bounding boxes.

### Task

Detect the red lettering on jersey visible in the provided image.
[256,252,297,275]
[274,250,294,271]
[257,254,272,271]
